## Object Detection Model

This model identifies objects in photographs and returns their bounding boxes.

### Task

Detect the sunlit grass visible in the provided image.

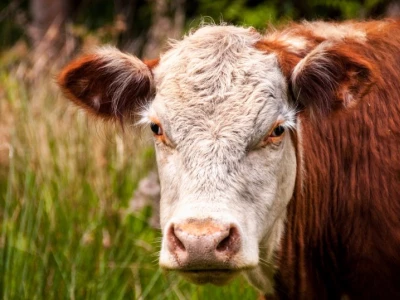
[0,61,258,299]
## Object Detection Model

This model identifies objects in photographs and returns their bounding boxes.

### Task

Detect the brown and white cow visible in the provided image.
[58,19,400,299]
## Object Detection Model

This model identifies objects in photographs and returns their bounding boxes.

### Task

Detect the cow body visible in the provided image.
[58,19,400,299]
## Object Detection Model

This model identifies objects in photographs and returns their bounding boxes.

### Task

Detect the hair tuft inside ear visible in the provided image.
[290,42,375,117]
[57,47,155,122]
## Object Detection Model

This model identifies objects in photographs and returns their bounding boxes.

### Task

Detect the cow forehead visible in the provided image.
[149,25,293,145]
[154,25,285,100]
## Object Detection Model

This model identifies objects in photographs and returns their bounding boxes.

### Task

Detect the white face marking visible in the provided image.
[141,25,297,292]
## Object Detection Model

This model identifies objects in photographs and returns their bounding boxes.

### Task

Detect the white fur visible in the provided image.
[264,21,366,57]
[291,41,336,91]
[139,25,298,293]
[301,21,366,42]
[266,30,309,54]
[94,47,154,116]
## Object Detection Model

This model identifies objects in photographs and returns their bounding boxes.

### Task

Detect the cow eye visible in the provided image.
[270,125,285,137]
[150,122,163,136]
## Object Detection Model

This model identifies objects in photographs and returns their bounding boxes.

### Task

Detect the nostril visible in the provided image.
[216,235,231,252]
[216,226,240,253]
[168,225,186,252]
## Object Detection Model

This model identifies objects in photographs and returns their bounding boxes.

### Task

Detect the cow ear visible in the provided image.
[58,47,156,121]
[290,42,376,116]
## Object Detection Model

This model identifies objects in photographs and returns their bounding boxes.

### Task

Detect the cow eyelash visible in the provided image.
[150,122,163,136]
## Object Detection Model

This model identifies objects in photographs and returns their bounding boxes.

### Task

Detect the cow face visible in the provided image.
[59,25,343,292]
[143,26,297,287]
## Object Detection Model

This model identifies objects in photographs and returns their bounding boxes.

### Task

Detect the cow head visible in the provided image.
[58,25,374,292]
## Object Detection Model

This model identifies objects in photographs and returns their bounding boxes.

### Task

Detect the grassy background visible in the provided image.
[1,1,392,298]
[0,51,258,299]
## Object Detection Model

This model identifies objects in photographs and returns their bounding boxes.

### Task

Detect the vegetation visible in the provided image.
[0,0,397,299]
[0,58,258,298]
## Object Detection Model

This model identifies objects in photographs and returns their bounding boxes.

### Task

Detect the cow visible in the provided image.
[58,19,400,299]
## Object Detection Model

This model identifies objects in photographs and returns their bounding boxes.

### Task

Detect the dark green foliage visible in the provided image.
[0,0,394,50]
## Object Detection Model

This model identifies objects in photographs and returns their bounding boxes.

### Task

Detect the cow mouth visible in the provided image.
[178,269,241,285]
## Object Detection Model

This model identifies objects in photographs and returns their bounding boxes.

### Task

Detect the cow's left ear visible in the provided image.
[290,42,377,116]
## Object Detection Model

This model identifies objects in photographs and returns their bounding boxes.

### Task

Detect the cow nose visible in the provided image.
[166,219,241,268]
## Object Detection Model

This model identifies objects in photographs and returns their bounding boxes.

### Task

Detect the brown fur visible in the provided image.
[58,52,155,122]
[266,19,400,299]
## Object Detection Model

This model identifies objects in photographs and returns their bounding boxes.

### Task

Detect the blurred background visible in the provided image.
[0,0,399,299]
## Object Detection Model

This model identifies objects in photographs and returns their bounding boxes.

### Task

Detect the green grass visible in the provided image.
[0,62,258,299]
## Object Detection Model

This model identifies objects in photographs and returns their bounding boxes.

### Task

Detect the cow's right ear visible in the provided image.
[58,47,156,121]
